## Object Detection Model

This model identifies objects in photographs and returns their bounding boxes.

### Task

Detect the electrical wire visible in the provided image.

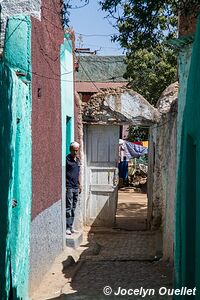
[75,31,113,37]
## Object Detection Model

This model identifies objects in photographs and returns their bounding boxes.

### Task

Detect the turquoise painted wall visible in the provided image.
[175,17,200,298]
[3,15,32,81]
[0,15,32,299]
[0,63,17,300]
[11,77,32,299]
[60,33,74,166]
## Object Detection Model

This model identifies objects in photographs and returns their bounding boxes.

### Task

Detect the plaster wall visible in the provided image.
[11,73,32,300]
[0,14,32,299]
[31,0,63,220]
[30,0,64,292]
[0,63,17,300]
[162,104,177,262]
[105,90,160,125]
[60,34,74,165]
[29,200,63,295]
[3,15,31,80]
[60,33,75,241]
[83,88,160,126]
[174,41,194,289]
[173,44,192,269]
[177,44,193,172]
[148,83,178,262]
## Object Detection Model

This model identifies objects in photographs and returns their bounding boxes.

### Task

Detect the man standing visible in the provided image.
[66,142,81,235]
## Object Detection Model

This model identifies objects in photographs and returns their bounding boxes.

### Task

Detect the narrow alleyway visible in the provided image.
[32,191,173,300]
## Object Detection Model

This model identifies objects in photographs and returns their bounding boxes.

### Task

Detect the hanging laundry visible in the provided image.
[124,141,148,159]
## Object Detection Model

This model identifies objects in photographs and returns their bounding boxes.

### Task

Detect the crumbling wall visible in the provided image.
[148,82,178,263]
[83,87,160,126]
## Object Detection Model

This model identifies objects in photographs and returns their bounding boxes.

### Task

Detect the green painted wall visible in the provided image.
[60,33,74,166]
[174,41,193,289]
[0,15,32,299]
[3,15,31,81]
[175,17,200,298]
[0,63,17,300]
[11,77,32,300]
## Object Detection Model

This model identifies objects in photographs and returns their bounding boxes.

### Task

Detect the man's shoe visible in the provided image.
[66,229,71,235]
[71,228,79,234]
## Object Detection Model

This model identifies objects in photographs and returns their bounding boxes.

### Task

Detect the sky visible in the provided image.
[68,1,125,56]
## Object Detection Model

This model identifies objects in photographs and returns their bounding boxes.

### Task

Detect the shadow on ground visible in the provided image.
[44,190,173,300]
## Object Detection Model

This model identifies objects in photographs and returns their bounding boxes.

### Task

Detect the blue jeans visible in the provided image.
[66,188,79,229]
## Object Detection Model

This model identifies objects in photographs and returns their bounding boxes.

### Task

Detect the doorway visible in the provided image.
[84,124,150,231]
[115,125,149,231]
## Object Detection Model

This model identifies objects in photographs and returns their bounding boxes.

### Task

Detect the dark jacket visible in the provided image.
[66,154,80,188]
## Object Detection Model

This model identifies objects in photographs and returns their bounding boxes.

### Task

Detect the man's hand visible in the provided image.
[79,185,82,194]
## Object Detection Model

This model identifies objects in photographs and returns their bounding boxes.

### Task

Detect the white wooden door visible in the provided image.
[85,125,119,227]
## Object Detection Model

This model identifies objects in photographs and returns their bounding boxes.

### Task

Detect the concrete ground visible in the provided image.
[31,189,173,300]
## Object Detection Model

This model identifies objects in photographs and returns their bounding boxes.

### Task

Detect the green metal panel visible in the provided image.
[175,16,200,299]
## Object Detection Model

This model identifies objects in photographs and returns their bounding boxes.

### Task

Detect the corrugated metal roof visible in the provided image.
[75,55,127,82]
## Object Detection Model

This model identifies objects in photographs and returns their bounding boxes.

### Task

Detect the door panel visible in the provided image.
[86,125,119,227]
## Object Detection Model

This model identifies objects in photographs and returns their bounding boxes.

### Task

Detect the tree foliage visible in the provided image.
[99,0,200,105]
[127,126,149,141]
[124,45,177,104]
[99,0,200,51]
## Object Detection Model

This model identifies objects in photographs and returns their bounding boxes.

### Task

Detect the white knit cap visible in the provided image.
[70,141,80,148]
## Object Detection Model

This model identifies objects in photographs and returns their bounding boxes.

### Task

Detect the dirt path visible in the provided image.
[115,188,147,230]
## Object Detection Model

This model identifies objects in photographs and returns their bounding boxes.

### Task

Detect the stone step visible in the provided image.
[66,231,83,249]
